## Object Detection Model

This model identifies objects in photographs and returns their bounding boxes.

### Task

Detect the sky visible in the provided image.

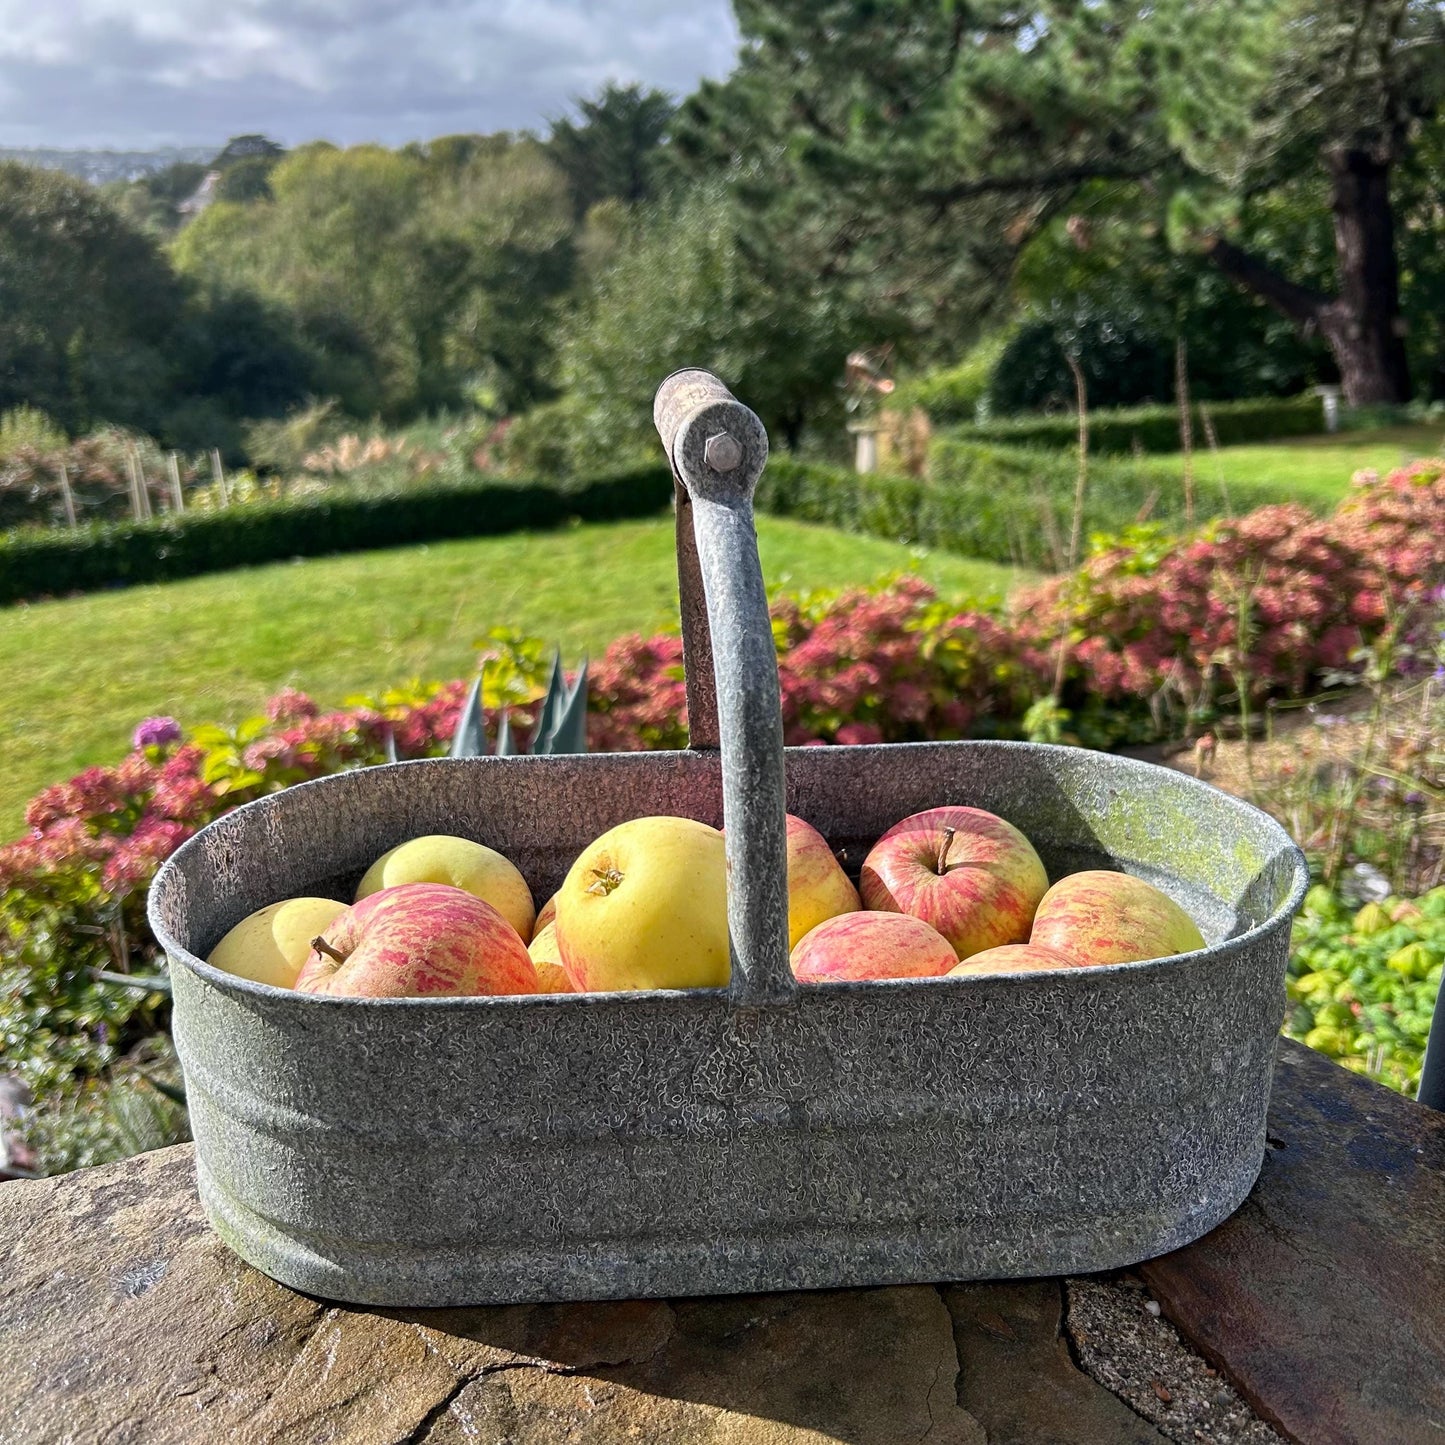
[0,0,741,151]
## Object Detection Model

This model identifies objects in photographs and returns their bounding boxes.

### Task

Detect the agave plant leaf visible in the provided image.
[533,652,567,749]
[449,674,486,758]
[538,656,589,755]
[495,710,517,756]
[138,1069,190,1108]
[91,968,172,995]
[383,725,400,765]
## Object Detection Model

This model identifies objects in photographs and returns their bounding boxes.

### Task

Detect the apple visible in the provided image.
[1029,870,1205,965]
[783,814,861,948]
[527,921,575,994]
[791,911,958,983]
[357,834,534,941]
[295,882,538,998]
[860,806,1049,961]
[532,892,559,941]
[947,943,1081,976]
[555,816,728,992]
[207,896,348,988]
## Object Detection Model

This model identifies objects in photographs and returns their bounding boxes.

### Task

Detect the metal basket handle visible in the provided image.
[654,370,794,1008]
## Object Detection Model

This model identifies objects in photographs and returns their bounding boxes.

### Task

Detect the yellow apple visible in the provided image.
[784,814,860,947]
[207,896,348,988]
[555,816,728,992]
[527,921,575,994]
[357,834,534,941]
[532,892,559,941]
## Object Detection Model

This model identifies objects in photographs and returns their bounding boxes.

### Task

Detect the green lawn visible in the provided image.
[1163,423,1445,509]
[1,515,1034,838]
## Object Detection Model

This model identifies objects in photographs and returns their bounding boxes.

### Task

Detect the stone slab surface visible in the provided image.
[1140,1039,1445,1445]
[0,1039,1435,1444]
[1,1145,1275,1445]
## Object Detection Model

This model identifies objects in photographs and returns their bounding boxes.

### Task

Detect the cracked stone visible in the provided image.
[944,1279,1166,1445]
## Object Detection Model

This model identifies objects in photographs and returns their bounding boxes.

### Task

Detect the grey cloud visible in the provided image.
[0,0,738,148]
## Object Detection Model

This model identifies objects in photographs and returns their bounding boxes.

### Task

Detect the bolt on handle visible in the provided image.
[653,370,794,1008]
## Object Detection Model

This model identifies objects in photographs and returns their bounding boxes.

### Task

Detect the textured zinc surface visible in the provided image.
[151,741,1307,1307]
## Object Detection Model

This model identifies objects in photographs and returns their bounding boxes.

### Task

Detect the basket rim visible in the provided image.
[147,738,1310,1012]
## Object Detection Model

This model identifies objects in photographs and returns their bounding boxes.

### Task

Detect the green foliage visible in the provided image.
[887,330,1016,427]
[0,405,66,457]
[243,400,342,475]
[681,1,1444,405]
[0,465,674,605]
[1008,181,1327,407]
[547,83,676,219]
[19,1037,189,1176]
[1285,887,1445,1096]
[756,442,1304,572]
[171,137,576,420]
[0,161,188,435]
[214,155,277,205]
[0,868,165,1102]
[955,395,1323,456]
[447,649,589,757]
[560,185,860,461]
[991,309,1172,416]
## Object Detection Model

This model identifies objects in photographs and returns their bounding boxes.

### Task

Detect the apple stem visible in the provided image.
[936,827,956,876]
[586,867,624,897]
[310,935,346,964]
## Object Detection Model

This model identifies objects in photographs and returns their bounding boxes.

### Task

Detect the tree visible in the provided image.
[677,0,1445,405]
[0,162,184,432]
[560,186,863,458]
[548,83,676,219]
[172,138,576,419]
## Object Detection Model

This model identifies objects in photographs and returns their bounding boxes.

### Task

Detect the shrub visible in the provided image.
[1285,885,1444,1095]
[886,329,1016,427]
[758,445,1303,572]
[0,463,674,605]
[588,577,1047,752]
[0,425,191,531]
[1011,458,1445,733]
[951,394,1323,455]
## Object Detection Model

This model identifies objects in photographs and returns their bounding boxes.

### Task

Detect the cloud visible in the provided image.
[0,0,739,149]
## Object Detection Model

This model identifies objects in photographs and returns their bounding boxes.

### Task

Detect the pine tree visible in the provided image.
[676,0,1445,404]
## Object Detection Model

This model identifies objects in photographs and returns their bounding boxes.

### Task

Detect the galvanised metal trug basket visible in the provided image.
[148,370,1309,1308]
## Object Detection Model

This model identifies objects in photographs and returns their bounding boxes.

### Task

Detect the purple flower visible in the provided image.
[132,716,182,751]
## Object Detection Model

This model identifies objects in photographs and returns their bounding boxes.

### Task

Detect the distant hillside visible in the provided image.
[0,146,215,185]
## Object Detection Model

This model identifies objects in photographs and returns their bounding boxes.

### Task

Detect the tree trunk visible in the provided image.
[1316,147,1411,407]
[1202,146,1411,407]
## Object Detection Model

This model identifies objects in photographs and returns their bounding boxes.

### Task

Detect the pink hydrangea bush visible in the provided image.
[1012,460,1445,724]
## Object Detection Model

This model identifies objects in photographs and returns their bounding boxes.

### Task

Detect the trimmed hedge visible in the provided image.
[758,444,1305,570]
[951,394,1322,455]
[0,466,674,606]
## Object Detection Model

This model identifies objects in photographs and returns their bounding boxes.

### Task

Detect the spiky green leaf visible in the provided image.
[449,674,486,757]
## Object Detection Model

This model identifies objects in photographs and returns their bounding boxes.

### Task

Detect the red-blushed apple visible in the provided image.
[527,921,575,994]
[532,892,559,941]
[947,943,1081,976]
[791,911,958,983]
[784,814,861,947]
[1029,870,1205,966]
[860,806,1049,961]
[356,835,534,941]
[556,816,727,992]
[295,883,538,998]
